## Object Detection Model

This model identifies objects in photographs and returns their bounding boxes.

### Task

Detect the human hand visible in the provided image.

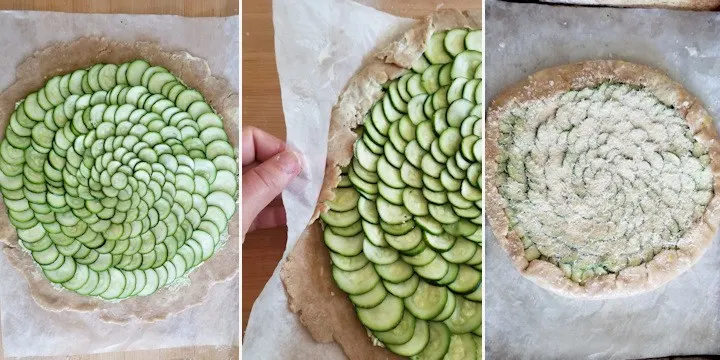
[242,126,302,240]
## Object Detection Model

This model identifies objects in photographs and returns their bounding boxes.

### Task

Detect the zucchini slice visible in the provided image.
[364,238,400,265]
[375,259,414,283]
[373,310,417,345]
[444,297,483,334]
[357,294,405,331]
[332,263,380,295]
[433,290,457,321]
[414,322,452,359]
[444,333,478,360]
[384,274,420,298]
[349,282,388,308]
[405,280,448,320]
[386,319,430,356]
[324,227,364,257]
[330,252,369,272]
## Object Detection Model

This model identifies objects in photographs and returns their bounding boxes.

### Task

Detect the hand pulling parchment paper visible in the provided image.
[0,11,239,358]
[486,0,720,359]
[242,0,418,358]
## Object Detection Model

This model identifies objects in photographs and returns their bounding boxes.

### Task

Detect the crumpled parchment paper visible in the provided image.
[242,0,415,359]
[486,1,720,359]
[0,11,239,358]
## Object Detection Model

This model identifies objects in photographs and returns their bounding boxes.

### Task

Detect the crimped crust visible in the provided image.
[486,60,720,299]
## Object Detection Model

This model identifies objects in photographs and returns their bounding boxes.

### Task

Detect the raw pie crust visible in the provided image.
[280,9,482,360]
[486,60,720,299]
[0,37,239,323]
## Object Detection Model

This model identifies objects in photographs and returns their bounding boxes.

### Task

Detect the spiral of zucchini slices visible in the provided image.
[0,60,237,299]
[321,29,483,359]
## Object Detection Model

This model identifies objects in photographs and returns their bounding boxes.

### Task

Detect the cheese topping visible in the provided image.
[497,83,712,282]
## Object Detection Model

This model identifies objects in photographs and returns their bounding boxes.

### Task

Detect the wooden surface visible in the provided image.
[0,0,238,17]
[0,2,238,360]
[241,0,288,336]
[241,0,482,336]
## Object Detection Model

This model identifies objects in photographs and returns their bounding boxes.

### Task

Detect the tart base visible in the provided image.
[0,37,239,323]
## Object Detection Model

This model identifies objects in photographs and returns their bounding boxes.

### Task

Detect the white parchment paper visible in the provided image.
[485,1,720,359]
[242,0,414,358]
[0,11,239,358]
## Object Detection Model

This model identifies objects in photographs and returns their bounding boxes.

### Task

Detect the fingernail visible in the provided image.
[277,151,301,175]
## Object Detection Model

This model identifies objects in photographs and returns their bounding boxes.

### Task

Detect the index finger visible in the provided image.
[242,126,287,166]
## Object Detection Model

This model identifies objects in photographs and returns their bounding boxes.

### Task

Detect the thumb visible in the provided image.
[242,150,302,234]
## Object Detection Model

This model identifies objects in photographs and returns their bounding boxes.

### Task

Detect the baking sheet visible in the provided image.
[0,11,239,358]
[486,1,720,358]
[242,0,414,358]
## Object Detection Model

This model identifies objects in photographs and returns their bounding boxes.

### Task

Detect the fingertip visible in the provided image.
[242,150,302,227]
[276,150,302,176]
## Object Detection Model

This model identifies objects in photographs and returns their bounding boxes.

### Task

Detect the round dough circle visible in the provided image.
[1,59,237,300]
[0,37,240,323]
[486,60,720,299]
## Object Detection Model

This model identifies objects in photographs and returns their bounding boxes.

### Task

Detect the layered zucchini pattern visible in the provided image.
[321,29,483,359]
[496,83,713,283]
[0,60,237,299]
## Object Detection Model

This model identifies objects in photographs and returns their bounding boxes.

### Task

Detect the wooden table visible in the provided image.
[0,1,238,359]
[242,0,481,336]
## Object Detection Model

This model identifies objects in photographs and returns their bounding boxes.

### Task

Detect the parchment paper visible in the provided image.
[242,0,414,358]
[0,11,239,358]
[486,1,720,358]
